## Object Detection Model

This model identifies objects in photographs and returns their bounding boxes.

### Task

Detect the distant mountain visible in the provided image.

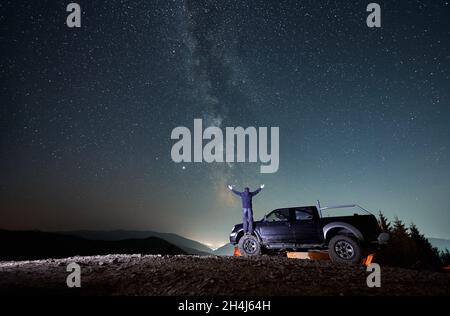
[428,237,450,252]
[213,243,235,256]
[62,230,213,256]
[0,230,186,261]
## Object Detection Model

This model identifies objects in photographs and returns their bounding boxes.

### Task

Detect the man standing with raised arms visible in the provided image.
[228,184,264,235]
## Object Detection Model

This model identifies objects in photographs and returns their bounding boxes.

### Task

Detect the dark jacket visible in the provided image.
[231,188,261,208]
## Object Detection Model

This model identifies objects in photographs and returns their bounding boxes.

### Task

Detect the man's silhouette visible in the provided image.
[228,184,264,234]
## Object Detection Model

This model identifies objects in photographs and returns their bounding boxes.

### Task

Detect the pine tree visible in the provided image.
[409,223,442,270]
[378,211,391,232]
[375,216,444,271]
[392,217,408,238]
[440,249,450,266]
[391,217,415,267]
[409,224,431,249]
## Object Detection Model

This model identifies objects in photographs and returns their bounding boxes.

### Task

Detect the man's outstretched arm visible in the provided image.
[251,184,264,196]
[228,185,242,196]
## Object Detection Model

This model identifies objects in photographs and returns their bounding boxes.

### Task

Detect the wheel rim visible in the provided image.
[334,240,355,259]
[243,238,257,254]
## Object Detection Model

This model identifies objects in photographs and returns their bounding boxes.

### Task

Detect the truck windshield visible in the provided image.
[319,205,372,218]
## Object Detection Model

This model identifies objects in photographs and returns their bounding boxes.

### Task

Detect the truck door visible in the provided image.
[291,207,322,243]
[258,208,295,243]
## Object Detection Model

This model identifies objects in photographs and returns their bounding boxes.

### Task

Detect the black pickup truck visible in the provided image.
[229,204,389,264]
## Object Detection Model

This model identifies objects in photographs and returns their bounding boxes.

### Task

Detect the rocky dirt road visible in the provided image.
[1,254,449,295]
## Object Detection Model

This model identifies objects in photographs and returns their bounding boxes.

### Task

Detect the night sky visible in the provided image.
[1,1,449,248]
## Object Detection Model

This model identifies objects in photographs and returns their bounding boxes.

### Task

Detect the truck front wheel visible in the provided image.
[238,234,261,256]
[328,235,362,264]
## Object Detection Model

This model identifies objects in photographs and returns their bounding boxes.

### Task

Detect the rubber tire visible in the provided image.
[328,235,362,265]
[238,234,261,257]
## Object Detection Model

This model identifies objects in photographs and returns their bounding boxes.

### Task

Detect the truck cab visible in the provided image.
[257,206,323,245]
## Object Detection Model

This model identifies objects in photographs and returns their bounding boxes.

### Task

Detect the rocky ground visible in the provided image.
[1,254,449,296]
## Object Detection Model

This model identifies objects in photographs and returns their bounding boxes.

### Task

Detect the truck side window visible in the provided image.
[295,209,313,221]
[267,209,289,222]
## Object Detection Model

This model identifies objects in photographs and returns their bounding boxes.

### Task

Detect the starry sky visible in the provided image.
[1,0,449,248]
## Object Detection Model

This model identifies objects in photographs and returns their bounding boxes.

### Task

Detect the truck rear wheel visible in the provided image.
[328,235,362,264]
[238,234,261,256]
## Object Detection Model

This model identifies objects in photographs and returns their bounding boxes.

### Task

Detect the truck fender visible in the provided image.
[236,229,263,243]
[322,222,364,241]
